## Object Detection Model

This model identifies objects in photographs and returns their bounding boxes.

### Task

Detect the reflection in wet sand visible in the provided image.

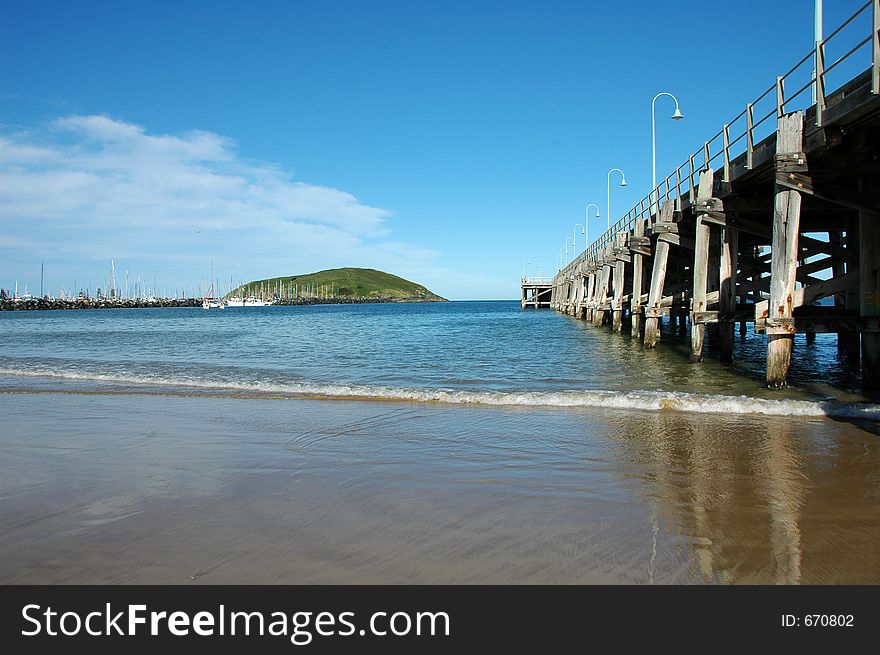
[606,411,880,583]
[1,391,878,584]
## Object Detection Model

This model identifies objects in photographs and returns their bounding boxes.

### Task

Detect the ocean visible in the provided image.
[1,301,879,583]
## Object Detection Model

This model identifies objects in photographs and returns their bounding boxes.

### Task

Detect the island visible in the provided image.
[229,268,447,304]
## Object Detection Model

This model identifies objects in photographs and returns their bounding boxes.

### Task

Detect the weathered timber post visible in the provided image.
[574,271,585,318]
[612,244,626,332]
[593,262,611,327]
[630,216,645,339]
[766,112,805,388]
[829,228,849,350]
[690,170,714,362]
[719,226,739,361]
[860,176,880,385]
[644,201,675,348]
[844,216,862,358]
[585,272,595,322]
[565,273,575,316]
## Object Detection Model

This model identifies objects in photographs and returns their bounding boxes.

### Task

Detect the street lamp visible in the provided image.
[607,168,627,230]
[585,203,600,246]
[651,91,684,213]
[564,237,572,264]
[573,224,585,258]
[813,0,823,103]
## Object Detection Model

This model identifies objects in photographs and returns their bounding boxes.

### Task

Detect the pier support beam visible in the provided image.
[585,273,595,322]
[643,241,668,347]
[691,217,710,362]
[844,217,862,358]
[612,259,625,332]
[575,271,586,318]
[766,113,805,388]
[630,222,645,339]
[690,171,714,363]
[593,264,611,327]
[719,226,738,362]
[644,201,674,348]
[860,185,880,385]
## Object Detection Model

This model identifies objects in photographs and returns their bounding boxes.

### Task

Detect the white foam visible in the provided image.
[1,365,878,419]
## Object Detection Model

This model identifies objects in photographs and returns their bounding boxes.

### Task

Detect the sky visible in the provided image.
[0,0,865,299]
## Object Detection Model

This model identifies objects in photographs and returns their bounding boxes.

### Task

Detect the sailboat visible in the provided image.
[202,262,226,309]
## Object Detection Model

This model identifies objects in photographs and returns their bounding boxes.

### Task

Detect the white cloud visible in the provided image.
[0,115,444,294]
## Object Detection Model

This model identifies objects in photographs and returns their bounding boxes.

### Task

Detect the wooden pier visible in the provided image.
[521,277,553,308]
[550,0,880,387]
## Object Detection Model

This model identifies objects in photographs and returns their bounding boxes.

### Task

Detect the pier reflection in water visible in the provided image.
[607,410,880,584]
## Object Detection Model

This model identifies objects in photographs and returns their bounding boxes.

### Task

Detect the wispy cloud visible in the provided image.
[0,115,443,293]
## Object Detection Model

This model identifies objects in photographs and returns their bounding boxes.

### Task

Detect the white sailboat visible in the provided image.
[202,262,226,309]
[225,295,273,307]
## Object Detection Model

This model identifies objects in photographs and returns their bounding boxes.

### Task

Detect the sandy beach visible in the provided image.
[2,388,879,584]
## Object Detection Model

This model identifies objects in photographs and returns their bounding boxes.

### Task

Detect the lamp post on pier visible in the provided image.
[651,91,684,214]
[573,224,585,258]
[584,203,600,247]
[813,0,823,103]
[607,168,627,231]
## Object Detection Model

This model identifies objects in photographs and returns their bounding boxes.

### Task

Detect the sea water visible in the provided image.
[0,301,877,416]
[1,301,879,583]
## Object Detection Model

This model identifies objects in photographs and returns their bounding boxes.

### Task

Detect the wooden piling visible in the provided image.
[719,226,738,362]
[690,171,713,363]
[585,272,595,322]
[644,202,674,348]
[594,264,611,327]
[612,258,625,332]
[860,178,880,385]
[766,112,804,388]
[630,213,645,339]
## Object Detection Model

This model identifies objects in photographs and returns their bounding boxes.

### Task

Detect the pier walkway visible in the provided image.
[521,277,553,308]
[550,1,880,387]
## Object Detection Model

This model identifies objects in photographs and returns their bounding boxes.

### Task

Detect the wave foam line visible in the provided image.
[1,366,879,419]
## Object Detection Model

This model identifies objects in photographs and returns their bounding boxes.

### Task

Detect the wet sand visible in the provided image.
[1,390,879,584]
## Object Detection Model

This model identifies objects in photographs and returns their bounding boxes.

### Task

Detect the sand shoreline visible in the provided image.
[2,390,879,584]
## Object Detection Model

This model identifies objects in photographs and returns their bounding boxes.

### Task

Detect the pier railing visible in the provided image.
[560,0,879,279]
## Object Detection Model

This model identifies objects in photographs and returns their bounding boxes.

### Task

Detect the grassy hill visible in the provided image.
[228,268,446,302]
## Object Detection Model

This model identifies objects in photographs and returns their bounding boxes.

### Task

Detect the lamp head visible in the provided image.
[671,107,684,120]
[620,179,628,187]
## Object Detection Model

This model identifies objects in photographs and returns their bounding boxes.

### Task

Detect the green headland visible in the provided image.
[228,267,447,302]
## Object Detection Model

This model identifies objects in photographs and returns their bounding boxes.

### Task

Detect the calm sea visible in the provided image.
[2,301,880,584]
[0,300,877,416]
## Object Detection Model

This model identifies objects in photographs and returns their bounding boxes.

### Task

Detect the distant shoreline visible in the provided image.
[0,297,446,311]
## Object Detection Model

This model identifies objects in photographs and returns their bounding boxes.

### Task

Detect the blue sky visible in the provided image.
[0,0,863,299]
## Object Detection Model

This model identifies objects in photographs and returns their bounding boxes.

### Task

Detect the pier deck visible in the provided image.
[550,1,880,387]
[521,277,552,308]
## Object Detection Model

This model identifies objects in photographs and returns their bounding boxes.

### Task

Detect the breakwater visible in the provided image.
[0,296,444,311]
[0,298,202,311]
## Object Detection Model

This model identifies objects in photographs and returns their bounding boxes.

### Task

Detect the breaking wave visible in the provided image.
[2,365,879,420]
